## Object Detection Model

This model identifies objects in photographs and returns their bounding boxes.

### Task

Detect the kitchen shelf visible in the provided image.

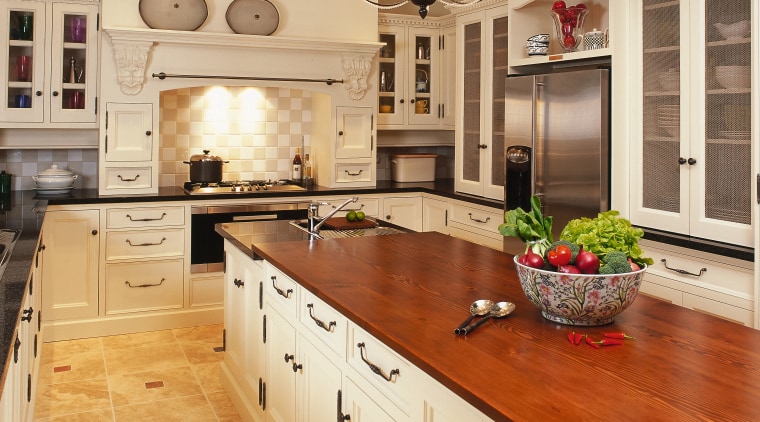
[643,1,679,11]
[510,47,612,67]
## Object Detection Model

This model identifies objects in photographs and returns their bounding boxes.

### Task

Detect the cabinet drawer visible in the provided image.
[105,228,184,260]
[266,263,298,318]
[641,243,753,300]
[299,289,347,358]
[107,206,185,228]
[103,167,152,189]
[105,259,183,314]
[683,293,754,327]
[449,203,503,236]
[335,163,373,183]
[348,324,411,415]
[318,197,380,218]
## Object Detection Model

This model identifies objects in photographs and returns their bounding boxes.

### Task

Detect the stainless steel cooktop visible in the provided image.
[183,180,306,195]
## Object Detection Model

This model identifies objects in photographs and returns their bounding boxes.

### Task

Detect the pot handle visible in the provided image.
[183,161,191,164]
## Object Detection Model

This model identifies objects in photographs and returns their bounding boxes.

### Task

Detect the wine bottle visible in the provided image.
[292,147,302,182]
[303,153,313,187]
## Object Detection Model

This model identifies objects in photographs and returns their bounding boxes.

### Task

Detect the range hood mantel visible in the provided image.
[104,27,383,98]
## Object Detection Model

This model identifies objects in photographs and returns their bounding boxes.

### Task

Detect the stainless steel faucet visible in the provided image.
[307,197,358,234]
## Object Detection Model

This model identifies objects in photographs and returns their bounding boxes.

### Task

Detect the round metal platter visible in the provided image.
[139,0,209,31]
[226,0,280,36]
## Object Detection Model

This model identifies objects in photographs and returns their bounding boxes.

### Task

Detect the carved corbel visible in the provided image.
[341,55,373,100]
[111,40,153,95]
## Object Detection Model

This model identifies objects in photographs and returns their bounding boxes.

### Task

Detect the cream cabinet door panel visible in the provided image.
[105,259,183,314]
[335,107,373,159]
[42,209,99,320]
[105,103,153,162]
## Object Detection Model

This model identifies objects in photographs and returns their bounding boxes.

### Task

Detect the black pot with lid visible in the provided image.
[183,150,228,183]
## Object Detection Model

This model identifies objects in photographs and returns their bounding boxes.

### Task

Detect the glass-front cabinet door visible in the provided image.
[49,3,98,123]
[631,0,754,247]
[1,1,45,122]
[0,1,97,125]
[378,27,404,125]
[406,27,439,125]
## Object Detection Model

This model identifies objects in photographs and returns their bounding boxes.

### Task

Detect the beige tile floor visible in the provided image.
[33,324,242,421]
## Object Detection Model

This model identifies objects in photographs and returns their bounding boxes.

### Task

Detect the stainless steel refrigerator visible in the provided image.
[503,68,610,255]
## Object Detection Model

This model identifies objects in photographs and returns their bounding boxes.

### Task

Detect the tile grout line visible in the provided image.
[99,336,117,422]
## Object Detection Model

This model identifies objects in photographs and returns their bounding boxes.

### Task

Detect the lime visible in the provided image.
[355,211,365,221]
[346,211,357,222]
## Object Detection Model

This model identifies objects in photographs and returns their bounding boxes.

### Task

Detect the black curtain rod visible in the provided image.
[151,72,343,85]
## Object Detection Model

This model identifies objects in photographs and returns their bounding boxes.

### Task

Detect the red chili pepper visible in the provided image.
[604,332,634,340]
[568,332,575,344]
[595,338,624,346]
[573,332,585,345]
[585,336,600,349]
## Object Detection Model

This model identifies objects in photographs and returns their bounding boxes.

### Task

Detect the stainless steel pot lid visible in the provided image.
[226,0,279,36]
[139,0,209,31]
[188,150,224,163]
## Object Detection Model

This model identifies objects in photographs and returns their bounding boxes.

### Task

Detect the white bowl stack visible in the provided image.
[657,105,680,137]
[715,66,751,89]
[526,33,549,56]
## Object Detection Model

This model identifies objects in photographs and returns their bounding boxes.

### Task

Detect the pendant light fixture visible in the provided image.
[363,0,481,19]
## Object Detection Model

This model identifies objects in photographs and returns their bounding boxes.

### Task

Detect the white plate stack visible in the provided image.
[715,66,751,89]
[657,105,680,137]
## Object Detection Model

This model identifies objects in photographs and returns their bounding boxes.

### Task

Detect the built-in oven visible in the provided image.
[190,203,309,273]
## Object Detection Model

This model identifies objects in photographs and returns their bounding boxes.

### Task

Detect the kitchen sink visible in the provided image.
[289,219,408,239]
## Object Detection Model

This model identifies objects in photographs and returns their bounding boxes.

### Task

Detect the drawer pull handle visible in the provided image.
[126,237,166,247]
[233,278,245,288]
[357,342,400,382]
[117,174,140,182]
[661,259,707,277]
[345,169,363,176]
[307,303,336,332]
[468,213,490,223]
[126,212,167,222]
[271,276,292,299]
[125,278,165,288]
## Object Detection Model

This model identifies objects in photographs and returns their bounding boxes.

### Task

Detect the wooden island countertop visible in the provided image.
[218,227,760,421]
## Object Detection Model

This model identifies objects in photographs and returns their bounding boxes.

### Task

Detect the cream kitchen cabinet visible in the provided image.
[627,0,755,248]
[382,195,423,231]
[0,234,43,422]
[447,199,504,250]
[0,0,98,127]
[422,196,449,234]
[638,239,754,327]
[100,102,156,194]
[314,106,375,188]
[378,15,452,129]
[454,4,508,200]
[41,207,99,322]
[507,0,612,69]
[222,245,493,421]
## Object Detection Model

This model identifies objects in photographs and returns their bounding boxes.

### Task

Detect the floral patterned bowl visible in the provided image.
[514,255,647,326]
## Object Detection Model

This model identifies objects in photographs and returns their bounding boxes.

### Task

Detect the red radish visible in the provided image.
[558,265,581,274]
[628,258,641,272]
[574,250,600,274]
[522,249,545,269]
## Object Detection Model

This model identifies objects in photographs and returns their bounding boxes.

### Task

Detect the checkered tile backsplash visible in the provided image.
[0,149,98,191]
[159,86,313,186]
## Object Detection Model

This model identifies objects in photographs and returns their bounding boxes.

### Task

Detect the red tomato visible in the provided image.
[552,1,567,10]
[547,245,572,267]
[563,34,577,47]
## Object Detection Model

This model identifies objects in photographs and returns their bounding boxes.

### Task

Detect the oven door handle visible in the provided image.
[232,214,279,221]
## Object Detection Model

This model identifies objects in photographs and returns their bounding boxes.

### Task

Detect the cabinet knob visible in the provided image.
[386,215,391,219]
[399,99,405,104]
[35,91,42,97]
[478,144,488,149]
[688,158,696,165]
[410,99,415,104]
[678,157,686,164]
[92,229,98,235]
[145,130,152,136]
[52,91,59,97]
[338,131,344,136]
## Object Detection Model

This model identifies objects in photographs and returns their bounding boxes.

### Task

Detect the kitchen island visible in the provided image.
[217,222,760,421]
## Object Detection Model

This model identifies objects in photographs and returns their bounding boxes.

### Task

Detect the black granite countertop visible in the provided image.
[0,191,46,394]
